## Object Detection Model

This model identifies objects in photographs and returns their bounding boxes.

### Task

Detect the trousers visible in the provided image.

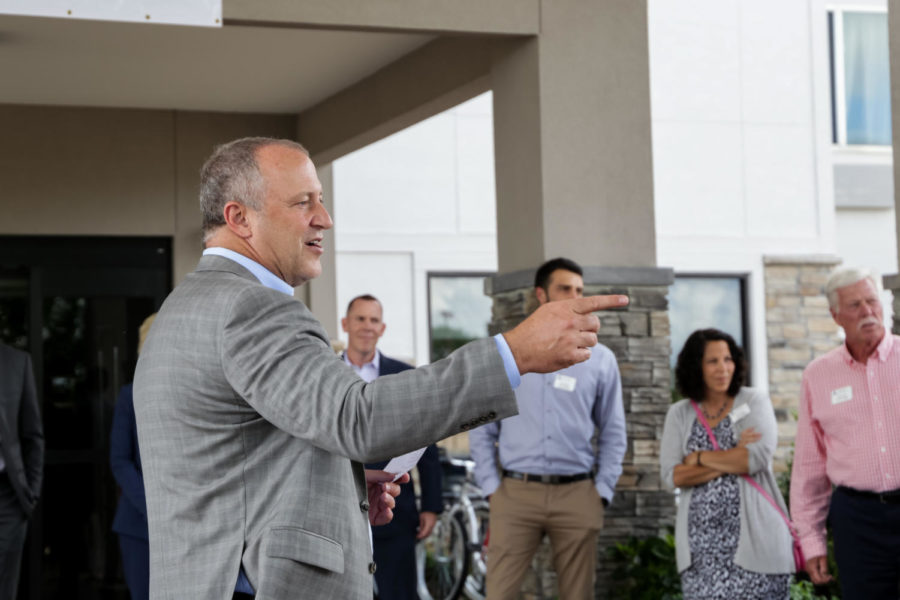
[486,478,604,600]
[829,486,900,600]
[0,474,27,600]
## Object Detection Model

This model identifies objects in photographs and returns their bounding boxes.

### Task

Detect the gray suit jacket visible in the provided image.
[133,256,516,600]
[0,343,44,517]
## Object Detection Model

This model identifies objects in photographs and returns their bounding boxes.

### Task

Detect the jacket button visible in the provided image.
[369,562,377,574]
[360,499,370,512]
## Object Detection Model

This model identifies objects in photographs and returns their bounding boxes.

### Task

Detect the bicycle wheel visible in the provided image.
[416,512,469,600]
[463,502,489,600]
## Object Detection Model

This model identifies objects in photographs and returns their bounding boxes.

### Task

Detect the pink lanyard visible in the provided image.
[689,400,797,535]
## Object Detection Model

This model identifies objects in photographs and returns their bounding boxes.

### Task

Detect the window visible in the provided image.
[427,273,494,362]
[668,275,750,377]
[830,9,892,146]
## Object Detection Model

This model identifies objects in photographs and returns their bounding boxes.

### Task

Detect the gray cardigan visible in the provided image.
[660,387,795,574]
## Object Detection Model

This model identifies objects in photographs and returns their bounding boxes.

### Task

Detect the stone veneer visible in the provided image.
[485,265,675,598]
[763,256,841,471]
[885,273,900,335]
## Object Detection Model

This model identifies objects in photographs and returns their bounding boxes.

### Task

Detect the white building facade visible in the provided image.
[331,0,895,392]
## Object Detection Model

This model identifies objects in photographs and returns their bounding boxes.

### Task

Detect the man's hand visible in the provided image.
[365,469,410,526]
[416,511,438,540]
[806,555,831,585]
[503,295,629,374]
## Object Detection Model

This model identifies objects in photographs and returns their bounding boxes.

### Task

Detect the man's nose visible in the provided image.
[313,203,334,230]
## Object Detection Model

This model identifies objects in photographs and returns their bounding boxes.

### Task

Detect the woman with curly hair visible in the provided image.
[660,328,794,599]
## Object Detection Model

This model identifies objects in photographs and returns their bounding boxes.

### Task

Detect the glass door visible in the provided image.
[0,237,170,600]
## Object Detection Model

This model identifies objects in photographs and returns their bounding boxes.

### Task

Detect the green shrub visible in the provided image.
[607,529,841,600]
[607,531,682,600]
[790,579,839,600]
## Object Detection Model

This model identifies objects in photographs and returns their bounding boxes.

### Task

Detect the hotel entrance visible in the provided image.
[0,236,170,599]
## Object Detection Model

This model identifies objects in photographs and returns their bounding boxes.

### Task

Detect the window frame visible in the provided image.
[426,270,495,363]
[828,5,891,150]
[670,272,752,385]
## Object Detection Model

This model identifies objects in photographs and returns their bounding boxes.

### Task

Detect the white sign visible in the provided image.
[0,0,222,28]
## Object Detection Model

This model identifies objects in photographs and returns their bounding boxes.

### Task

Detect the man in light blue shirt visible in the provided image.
[469,257,627,600]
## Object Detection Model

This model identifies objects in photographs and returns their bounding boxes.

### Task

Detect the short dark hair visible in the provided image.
[346,294,381,316]
[199,137,308,243]
[534,257,583,291]
[675,328,746,400]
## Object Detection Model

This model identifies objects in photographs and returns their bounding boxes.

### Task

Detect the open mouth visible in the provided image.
[306,239,323,250]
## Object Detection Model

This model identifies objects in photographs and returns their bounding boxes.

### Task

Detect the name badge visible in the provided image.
[730,403,751,424]
[553,374,577,392]
[831,386,853,405]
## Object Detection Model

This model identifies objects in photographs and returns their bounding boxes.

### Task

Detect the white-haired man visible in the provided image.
[790,266,900,599]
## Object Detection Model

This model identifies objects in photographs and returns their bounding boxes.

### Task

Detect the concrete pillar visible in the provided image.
[299,162,339,342]
[488,1,665,595]
[887,5,900,323]
[490,0,656,272]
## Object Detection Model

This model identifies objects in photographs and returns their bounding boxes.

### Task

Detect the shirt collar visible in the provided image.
[202,247,294,296]
[343,349,380,371]
[839,331,894,365]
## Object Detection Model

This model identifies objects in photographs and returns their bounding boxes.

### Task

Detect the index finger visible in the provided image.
[569,294,629,314]
[365,469,408,484]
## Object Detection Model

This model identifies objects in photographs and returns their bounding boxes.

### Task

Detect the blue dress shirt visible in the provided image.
[469,343,627,502]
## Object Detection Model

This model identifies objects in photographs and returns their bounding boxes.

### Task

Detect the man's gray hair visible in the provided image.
[199,137,308,243]
[824,266,883,310]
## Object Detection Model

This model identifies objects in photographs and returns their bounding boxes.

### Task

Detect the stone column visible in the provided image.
[884,274,900,335]
[487,265,675,598]
[763,255,841,470]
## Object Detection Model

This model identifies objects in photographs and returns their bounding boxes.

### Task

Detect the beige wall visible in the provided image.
[0,104,296,285]
[225,0,539,35]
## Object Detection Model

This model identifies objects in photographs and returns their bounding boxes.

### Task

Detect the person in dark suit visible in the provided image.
[0,343,44,600]
[110,314,156,600]
[341,295,442,600]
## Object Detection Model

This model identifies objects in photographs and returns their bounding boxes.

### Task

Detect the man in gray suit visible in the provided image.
[133,137,626,600]
[0,343,44,600]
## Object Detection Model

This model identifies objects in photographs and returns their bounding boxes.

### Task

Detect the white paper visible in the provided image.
[831,385,853,405]
[730,403,751,424]
[553,374,577,392]
[384,448,427,482]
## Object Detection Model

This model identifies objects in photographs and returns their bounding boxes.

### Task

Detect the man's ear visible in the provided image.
[535,286,548,305]
[341,317,349,333]
[222,201,254,239]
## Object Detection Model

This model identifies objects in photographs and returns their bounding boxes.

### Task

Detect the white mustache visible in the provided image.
[858,316,880,330]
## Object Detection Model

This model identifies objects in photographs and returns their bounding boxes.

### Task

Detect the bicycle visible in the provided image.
[416,450,490,600]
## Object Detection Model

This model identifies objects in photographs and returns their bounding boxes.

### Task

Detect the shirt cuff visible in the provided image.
[480,476,501,498]
[596,481,614,505]
[493,334,521,389]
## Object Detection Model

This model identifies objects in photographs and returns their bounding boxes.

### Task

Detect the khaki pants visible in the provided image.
[486,477,604,600]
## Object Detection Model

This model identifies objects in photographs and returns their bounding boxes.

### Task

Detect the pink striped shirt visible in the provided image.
[791,333,900,559]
